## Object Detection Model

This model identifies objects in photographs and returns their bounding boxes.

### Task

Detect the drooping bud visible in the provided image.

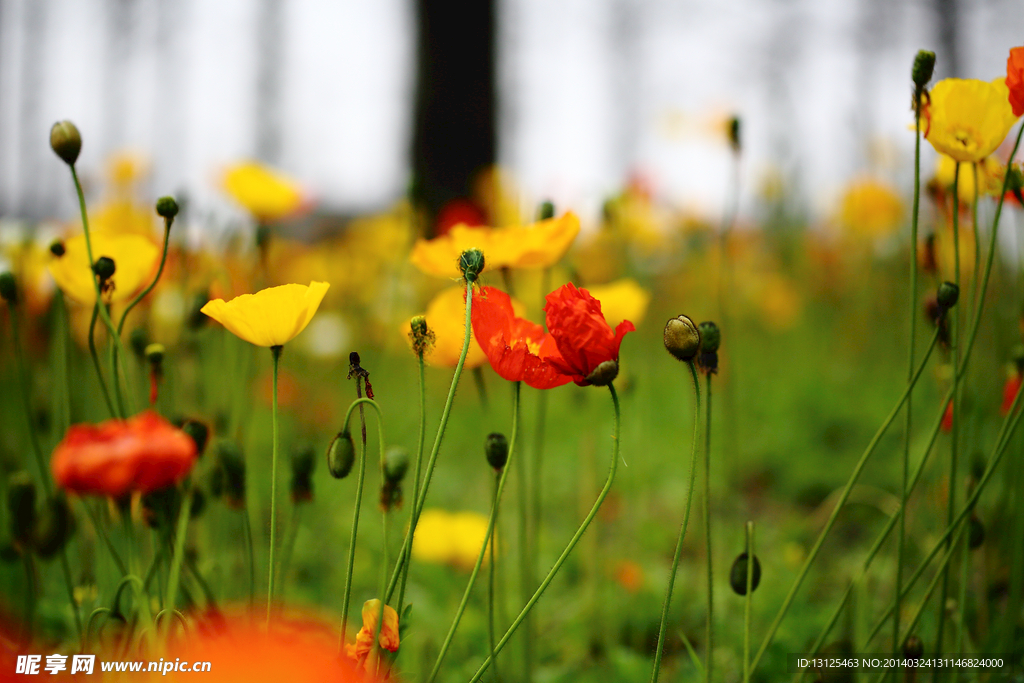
[585,359,619,386]
[327,430,356,479]
[0,272,16,304]
[937,281,959,310]
[50,121,82,166]
[485,433,509,470]
[7,472,36,545]
[664,315,701,362]
[290,444,316,504]
[92,256,116,282]
[729,551,761,595]
[912,50,936,90]
[181,419,210,457]
[32,496,75,558]
[384,447,409,484]
[458,248,485,283]
[968,514,985,550]
[155,196,179,220]
[537,200,555,221]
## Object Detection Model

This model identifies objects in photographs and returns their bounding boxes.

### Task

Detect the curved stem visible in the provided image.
[266,345,282,627]
[384,284,476,604]
[117,220,172,336]
[426,381,519,683]
[396,354,426,616]
[163,486,192,622]
[651,361,702,683]
[87,302,116,417]
[467,382,621,683]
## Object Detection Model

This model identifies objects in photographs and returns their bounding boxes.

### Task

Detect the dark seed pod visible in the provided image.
[32,496,75,558]
[92,256,116,281]
[485,433,509,470]
[327,430,356,479]
[729,551,761,595]
[7,473,36,545]
[49,240,66,257]
[967,515,985,550]
[584,359,619,386]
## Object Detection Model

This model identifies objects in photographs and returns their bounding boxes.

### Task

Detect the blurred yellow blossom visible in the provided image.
[838,178,903,239]
[925,78,1018,163]
[412,509,492,570]
[934,154,1005,202]
[223,161,306,223]
[936,224,976,283]
[201,281,329,347]
[410,213,580,278]
[585,278,651,328]
[48,232,160,305]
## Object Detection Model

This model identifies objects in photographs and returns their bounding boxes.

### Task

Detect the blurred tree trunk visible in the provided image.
[412,0,496,235]
[934,0,959,77]
[255,0,283,164]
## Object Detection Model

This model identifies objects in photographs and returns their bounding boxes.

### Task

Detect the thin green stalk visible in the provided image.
[266,345,282,627]
[337,396,387,647]
[749,329,940,674]
[87,302,116,417]
[935,162,962,672]
[489,468,501,683]
[970,163,980,314]
[116,218,172,336]
[466,383,621,683]
[651,361,702,683]
[242,510,255,609]
[426,381,519,683]
[396,354,426,616]
[703,372,713,683]
[517,387,532,682]
[82,500,127,576]
[384,284,476,604]
[528,387,548,681]
[743,521,755,683]
[473,366,489,410]
[163,486,192,622]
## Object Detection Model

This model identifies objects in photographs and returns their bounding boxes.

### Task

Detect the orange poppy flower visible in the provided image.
[1002,374,1022,415]
[51,411,197,497]
[344,599,400,674]
[471,286,572,389]
[1008,47,1024,117]
[544,283,636,386]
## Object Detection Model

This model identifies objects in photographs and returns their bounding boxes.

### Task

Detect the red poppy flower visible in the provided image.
[1002,374,1022,415]
[544,283,636,386]
[1007,47,1024,117]
[941,401,954,433]
[51,411,197,497]
[471,286,572,389]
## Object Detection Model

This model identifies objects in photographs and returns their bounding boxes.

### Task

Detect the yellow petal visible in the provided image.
[926,78,1019,163]
[585,278,651,327]
[222,161,305,223]
[200,281,330,347]
[48,232,160,305]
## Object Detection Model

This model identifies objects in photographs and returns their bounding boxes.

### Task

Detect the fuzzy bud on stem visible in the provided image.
[458,248,485,282]
[664,314,701,362]
[50,121,82,166]
[485,433,509,470]
[156,196,179,221]
[912,50,936,90]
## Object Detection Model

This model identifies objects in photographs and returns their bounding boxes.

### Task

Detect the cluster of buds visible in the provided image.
[380,447,409,511]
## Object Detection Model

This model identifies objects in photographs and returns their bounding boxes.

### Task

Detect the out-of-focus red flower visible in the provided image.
[941,401,954,433]
[471,286,572,390]
[1002,374,1022,415]
[171,610,372,683]
[51,411,197,498]
[1007,47,1024,117]
[435,198,487,237]
[544,283,636,386]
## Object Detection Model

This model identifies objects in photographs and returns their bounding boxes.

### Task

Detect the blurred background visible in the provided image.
[1,0,1022,230]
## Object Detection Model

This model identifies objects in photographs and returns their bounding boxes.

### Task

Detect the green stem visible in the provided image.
[242,509,255,609]
[384,284,476,604]
[116,219,172,337]
[749,329,940,674]
[87,302,116,417]
[517,387,532,682]
[466,383,621,683]
[396,354,427,616]
[82,499,128,576]
[489,468,501,683]
[703,372,714,683]
[529,387,548,679]
[743,521,755,683]
[970,163,980,314]
[426,381,519,683]
[163,486,192,622]
[266,345,282,627]
[651,361,702,683]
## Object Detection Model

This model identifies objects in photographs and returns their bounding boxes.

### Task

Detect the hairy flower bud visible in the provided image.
[409,315,434,357]
[384,446,409,484]
[485,432,509,470]
[912,50,936,90]
[50,121,82,166]
[937,281,959,310]
[92,256,116,282]
[49,240,66,257]
[0,272,16,304]
[729,551,761,595]
[327,430,356,479]
[156,196,179,220]
[664,315,701,362]
[458,248,485,282]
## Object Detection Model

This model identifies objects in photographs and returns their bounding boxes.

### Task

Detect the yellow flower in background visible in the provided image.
[107,151,148,190]
[412,509,492,570]
[223,161,305,223]
[934,154,1005,202]
[201,281,329,347]
[48,232,160,305]
[838,178,903,239]
[409,213,580,278]
[585,278,651,327]
[936,224,976,282]
[925,78,1018,163]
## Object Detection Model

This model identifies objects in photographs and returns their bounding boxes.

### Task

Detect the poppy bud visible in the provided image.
[903,635,924,660]
[49,121,82,166]
[290,444,316,504]
[145,343,165,366]
[49,240,66,257]
[92,256,116,282]
[0,272,16,304]
[156,196,179,220]
[727,116,741,153]
[537,200,555,221]
[968,514,985,549]
[729,551,761,595]
[190,488,207,518]
[181,419,210,457]
[32,496,75,558]
[409,316,434,357]
[698,321,721,353]
[664,315,701,362]
[129,328,149,360]
[384,446,409,484]
[585,359,619,386]
[7,473,36,545]
[458,248,485,282]
[912,50,936,90]
[327,430,356,479]
[485,433,509,470]
[214,440,246,508]
[937,281,959,310]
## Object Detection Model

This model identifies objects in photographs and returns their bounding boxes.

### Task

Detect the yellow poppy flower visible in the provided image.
[411,509,492,570]
[837,178,903,239]
[409,212,580,278]
[934,154,1005,202]
[200,281,329,347]
[222,161,305,223]
[48,232,160,305]
[925,78,1019,163]
[585,278,651,327]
